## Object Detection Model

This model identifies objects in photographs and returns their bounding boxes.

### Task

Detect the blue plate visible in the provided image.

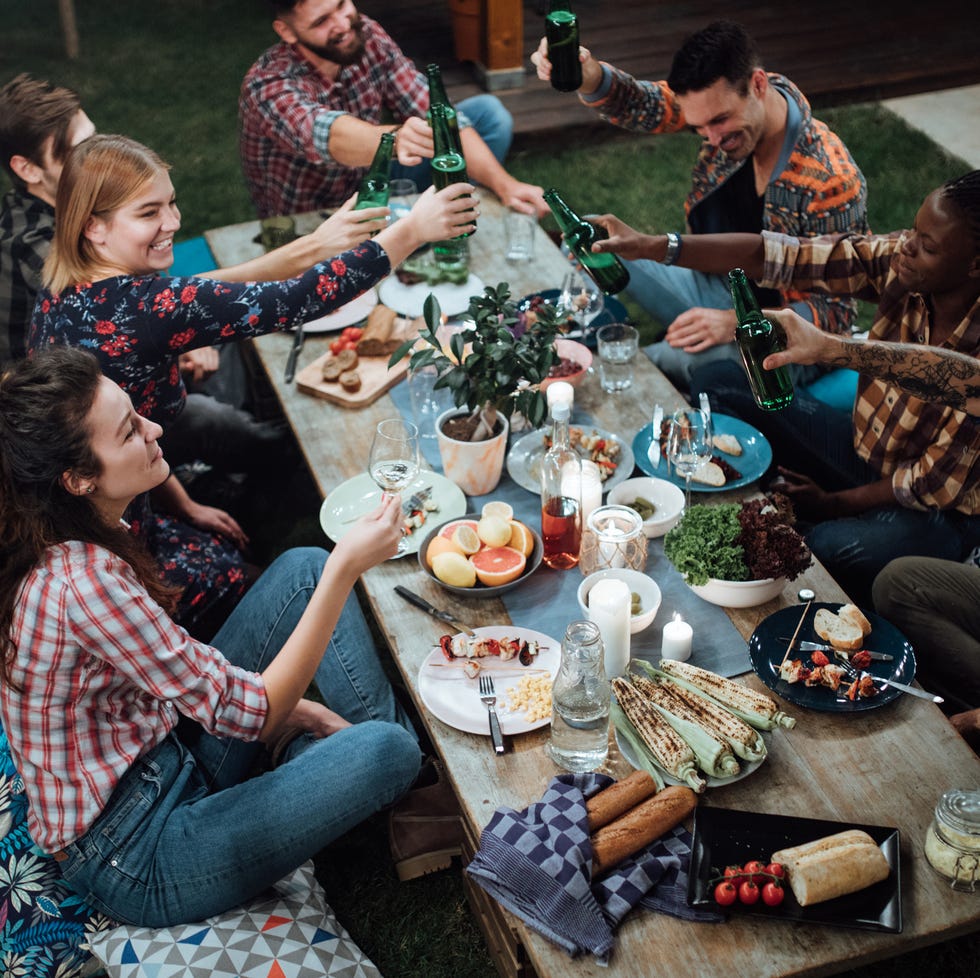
[748,602,916,713]
[632,413,772,491]
[519,289,629,349]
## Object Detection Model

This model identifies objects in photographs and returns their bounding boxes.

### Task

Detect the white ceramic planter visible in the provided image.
[435,408,509,497]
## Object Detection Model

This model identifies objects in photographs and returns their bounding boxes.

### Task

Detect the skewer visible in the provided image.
[427,663,550,675]
[781,588,815,668]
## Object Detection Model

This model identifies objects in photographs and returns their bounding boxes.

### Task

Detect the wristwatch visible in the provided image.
[663,232,682,266]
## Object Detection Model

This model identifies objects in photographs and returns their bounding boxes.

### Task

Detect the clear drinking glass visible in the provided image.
[667,408,713,509]
[387,178,418,224]
[368,418,420,497]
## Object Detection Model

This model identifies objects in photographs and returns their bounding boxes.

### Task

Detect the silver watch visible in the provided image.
[663,232,682,266]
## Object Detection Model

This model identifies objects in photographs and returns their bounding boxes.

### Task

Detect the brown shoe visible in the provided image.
[388,763,464,881]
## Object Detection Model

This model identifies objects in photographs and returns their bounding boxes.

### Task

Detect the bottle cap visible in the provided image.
[551,401,571,421]
[546,380,574,410]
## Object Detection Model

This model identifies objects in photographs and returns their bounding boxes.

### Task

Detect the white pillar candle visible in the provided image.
[598,518,626,568]
[661,613,693,661]
[546,380,574,411]
[563,459,602,526]
[587,578,631,677]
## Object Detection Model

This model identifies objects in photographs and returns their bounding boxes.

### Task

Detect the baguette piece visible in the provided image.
[591,785,697,876]
[813,608,863,651]
[772,830,889,906]
[712,433,743,456]
[839,603,872,637]
[691,459,725,487]
[586,771,658,832]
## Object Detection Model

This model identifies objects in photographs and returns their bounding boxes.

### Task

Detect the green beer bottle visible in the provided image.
[543,188,629,295]
[430,103,475,239]
[728,268,795,411]
[546,0,582,92]
[426,63,460,138]
[354,132,394,215]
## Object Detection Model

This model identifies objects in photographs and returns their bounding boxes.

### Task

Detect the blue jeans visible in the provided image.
[391,94,513,189]
[58,548,420,926]
[691,360,980,606]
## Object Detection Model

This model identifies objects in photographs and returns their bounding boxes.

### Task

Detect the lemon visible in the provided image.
[481,500,514,523]
[452,524,482,555]
[477,515,512,548]
[431,551,477,588]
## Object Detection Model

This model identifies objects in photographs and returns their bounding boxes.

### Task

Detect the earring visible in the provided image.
[86,486,95,494]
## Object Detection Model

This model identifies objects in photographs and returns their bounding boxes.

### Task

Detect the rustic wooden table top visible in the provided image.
[206,196,980,978]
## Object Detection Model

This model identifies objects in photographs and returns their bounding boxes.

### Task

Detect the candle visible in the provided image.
[598,518,626,568]
[661,612,693,662]
[546,380,574,410]
[588,578,631,677]
[564,459,602,525]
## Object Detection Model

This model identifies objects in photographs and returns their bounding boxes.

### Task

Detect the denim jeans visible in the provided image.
[691,359,980,606]
[58,548,421,926]
[390,93,513,189]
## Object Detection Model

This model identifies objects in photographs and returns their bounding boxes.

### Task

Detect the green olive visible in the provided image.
[631,592,643,615]
[628,496,657,520]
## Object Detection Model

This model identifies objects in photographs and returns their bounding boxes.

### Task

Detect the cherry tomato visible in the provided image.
[743,860,767,885]
[714,881,738,907]
[762,881,785,907]
[329,338,343,355]
[811,650,830,667]
[738,880,760,905]
[765,862,785,879]
[723,864,745,885]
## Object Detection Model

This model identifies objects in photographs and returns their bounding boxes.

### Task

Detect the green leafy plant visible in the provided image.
[389,282,565,441]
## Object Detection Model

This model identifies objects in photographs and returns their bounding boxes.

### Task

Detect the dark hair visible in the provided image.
[940,170,980,253]
[0,348,177,687]
[265,0,302,15]
[667,20,761,97]
[0,73,82,188]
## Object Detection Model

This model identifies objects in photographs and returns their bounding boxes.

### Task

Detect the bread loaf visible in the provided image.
[321,348,358,382]
[692,459,725,487]
[771,829,889,906]
[590,785,697,876]
[839,604,872,637]
[813,608,863,651]
[586,771,658,832]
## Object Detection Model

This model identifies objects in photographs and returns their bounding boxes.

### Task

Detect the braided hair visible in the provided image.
[940,170,980,253]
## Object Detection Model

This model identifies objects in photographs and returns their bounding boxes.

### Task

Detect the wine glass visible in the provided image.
[667,408,713,510]
[557,270,603,336]
[369,418,420,498]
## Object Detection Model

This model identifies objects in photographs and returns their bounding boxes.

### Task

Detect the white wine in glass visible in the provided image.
[369,418,420,497]
[667,408,713,509]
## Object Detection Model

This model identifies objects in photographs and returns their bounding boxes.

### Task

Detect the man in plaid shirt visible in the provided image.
[240,0,547,219]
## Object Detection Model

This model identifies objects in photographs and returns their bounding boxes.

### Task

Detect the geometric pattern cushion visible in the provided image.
[84,861,383,978]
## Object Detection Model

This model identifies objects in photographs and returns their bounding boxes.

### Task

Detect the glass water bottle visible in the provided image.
[546,0,582,92]
[540,400,582,569]
[354,132,394,214]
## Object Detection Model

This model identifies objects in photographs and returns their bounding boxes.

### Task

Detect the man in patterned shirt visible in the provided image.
[0,74,94,368]
[240,0,547,219]
[532,20,868,391]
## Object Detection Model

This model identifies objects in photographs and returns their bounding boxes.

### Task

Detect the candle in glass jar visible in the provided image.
[587,577,631,677]
[661,613,692,661]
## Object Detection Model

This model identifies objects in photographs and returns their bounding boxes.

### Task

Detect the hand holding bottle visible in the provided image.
[310,195,386,253]
[376,185,478,263]
[588,214,661,261]
[530,38,603,94]
[394,117,434,166]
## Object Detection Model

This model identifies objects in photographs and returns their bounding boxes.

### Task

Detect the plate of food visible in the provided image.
[295,288,379,334]
[632,413,772,491]
[519,289,629,349]
[506,425,635,494]
[319,471,466,559]
[418,626,559,735]
[379,270,485,318]
[687,807,901,932]
[748,602,916,712]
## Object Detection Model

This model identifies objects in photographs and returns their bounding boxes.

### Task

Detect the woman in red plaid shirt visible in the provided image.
[0,346,426,925]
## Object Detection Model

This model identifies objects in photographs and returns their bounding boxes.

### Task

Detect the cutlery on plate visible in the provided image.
[833,654,943,703]
[283,322,305,383]
[394,585,476,636]
[648,404,663,469]
[479,674,506,754]
[341,485,432,524]
[778,639,894,662]
[699,391,712,426]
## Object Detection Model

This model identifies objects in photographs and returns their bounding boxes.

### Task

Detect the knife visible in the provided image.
[878,677,944,703]
[779,639,893,662]
[648,404,663,469]
[283,322,305,383]
[394,586,476,636]
[699,391,712,426]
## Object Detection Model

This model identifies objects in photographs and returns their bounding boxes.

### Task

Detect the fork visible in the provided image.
[833,653,943,703]
[478,674,506,754]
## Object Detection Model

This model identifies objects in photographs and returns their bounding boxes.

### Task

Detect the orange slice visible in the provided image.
[469,546,527,587]
[508,520,536,557]
[439,518,479,540]
[425,535,464,568]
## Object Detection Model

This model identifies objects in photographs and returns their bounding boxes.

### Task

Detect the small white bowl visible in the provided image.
[687,576,787,609]
[577,568,662,634]
[606,477,685,538]
[541,338,593,390]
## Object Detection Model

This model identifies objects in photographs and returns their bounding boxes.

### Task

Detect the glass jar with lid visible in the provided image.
[924,788,980,891]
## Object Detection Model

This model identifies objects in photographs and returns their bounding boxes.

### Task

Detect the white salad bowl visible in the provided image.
[687,575,787,609]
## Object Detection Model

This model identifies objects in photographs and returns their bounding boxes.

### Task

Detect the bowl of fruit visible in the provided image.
[541,338,593,391]
[419,501,543,597]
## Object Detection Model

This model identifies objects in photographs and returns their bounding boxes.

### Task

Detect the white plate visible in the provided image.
[614,726,765,788]
[418,626,560,735]
[297,288,379,333]
[506,426,635,495]
[378,273,485,318]
[319,471,466,558]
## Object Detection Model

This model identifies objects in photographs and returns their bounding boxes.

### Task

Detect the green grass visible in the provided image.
[4,5,977,976]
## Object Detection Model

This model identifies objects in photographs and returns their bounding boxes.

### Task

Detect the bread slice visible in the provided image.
[839,603,872,637]
[712,433,743,456]
[691,459,725,486]
[813,608,863,651]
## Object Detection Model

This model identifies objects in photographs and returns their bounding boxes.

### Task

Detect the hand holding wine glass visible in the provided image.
[667,408,713,509]
[369,418,420,499]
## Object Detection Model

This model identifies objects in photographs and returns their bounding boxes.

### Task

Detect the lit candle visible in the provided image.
[588,578,631,677]
[547,380,574,411]
[598,518,626,568]
[661,612,693,661]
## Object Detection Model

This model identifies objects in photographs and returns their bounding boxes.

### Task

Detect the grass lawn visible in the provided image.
[4,4,977,976]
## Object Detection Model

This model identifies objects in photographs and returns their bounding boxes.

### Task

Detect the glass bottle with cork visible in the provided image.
[353,131,394,217]
[545,0,582,92]
[543,188,629,295]
[540,399,582,569]
[728,267,794,411]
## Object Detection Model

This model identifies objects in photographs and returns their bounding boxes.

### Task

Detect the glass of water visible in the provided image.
[596,323,639,393]
[387,178,418,224]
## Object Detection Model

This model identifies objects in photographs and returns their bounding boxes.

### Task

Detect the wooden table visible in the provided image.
[206,197,980,978]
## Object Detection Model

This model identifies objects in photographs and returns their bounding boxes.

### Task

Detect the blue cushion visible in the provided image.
[804,368,859,412]
[168,237,215,277]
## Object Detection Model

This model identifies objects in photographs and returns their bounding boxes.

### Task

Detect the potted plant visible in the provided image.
[390,282,565,494]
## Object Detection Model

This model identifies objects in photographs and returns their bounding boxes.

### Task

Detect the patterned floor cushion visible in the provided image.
[84,861,383,978]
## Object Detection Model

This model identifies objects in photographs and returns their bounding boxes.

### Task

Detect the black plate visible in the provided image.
[748,603,916,712]
[519,289,629,349]
[688,807,902,932]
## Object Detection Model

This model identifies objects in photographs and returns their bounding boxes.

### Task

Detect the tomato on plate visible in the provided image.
[738,880,760,905]
[765,862,785,879]
[743,860,767,885]
[762,881,785,907]
[714,881,738,907]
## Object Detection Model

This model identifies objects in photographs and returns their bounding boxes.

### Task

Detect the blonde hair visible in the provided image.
[43,134,171,293]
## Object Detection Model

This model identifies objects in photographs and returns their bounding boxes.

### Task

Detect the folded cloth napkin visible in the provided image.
[466,773,722,964]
